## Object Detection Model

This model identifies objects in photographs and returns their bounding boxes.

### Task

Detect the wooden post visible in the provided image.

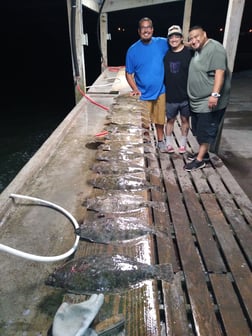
[223,0,245,73]
[66,0,86,103]
[210,0,245,153]
[100,12,108,72]
[182,0,192,42]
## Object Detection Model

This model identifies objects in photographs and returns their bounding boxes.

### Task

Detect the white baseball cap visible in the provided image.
[167,25,183,37]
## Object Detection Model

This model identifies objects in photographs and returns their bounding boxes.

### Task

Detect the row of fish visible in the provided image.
[46,94,173,295]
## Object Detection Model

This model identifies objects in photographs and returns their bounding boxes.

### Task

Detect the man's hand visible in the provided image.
[130,90,141,96]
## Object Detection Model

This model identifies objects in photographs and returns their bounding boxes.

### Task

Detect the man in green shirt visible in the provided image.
[184,26,231,171]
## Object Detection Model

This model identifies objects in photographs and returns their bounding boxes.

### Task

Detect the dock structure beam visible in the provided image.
[182,0,192,42]
[70,0,245,130]
[223,0,245,73]
[100,12,109,72]
[66,0,87,103]
[210,0,245,153]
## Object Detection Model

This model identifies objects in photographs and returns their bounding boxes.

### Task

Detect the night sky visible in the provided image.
[0,0,251,117]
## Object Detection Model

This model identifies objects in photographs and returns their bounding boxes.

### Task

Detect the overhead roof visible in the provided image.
[82,0,181,13]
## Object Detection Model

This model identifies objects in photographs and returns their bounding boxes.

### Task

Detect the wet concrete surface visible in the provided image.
[218,70,252,201]
[0,69,117,335]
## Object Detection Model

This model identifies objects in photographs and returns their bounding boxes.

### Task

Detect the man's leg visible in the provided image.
[156,123,165,142]
[179,101,191,152]
[152,94,166,143]
[196,143,209,161]
[165,118,175,153]
[180,115,190,138]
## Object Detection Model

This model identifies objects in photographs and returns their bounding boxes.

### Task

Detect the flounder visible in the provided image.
[82,192,146,213]
[104,124,145,134]
[45,254,173,294]
[79,215,158,244]
[82,192,166,213]
[95,150,143,162]
[98,142,144,152]
[89,174,154,191]
[91,161,145,174]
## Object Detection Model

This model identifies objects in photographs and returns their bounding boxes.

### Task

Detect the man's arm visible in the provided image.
[212,69,225,93]
[125,72,141,96]
[208,69,225,109]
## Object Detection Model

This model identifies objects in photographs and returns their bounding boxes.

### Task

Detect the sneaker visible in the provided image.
[166,145,175,153]
[187,152,210,163]
[179,145,186,154]
[184,159,206,171]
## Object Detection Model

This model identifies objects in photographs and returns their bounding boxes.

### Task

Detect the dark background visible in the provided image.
[0,0,251,191]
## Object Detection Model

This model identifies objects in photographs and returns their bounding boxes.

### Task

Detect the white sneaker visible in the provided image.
[167,145,175,153]
[179,145,186,154]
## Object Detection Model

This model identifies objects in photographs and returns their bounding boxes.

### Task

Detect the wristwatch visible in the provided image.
[211,92,221,98]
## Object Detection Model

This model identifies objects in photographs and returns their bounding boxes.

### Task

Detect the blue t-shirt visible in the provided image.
[126,37,169,100]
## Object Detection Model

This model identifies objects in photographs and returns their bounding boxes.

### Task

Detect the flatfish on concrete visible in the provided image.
[98,142,154,154]
[104,124,146,134]
[95,149,143,162]
[45,254,173,294]
[110,103,147,113]
[79,214,157,244]
[106,115,150,128]
[91,161,145,174]
[89,174,155,191]
[110,103,148,114]
[82,192,166,213]
[104,132,145,142]
[98,142,144,152]
[83,192,146,213]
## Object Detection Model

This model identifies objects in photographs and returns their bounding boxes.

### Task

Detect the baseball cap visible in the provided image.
[167,25,183,37]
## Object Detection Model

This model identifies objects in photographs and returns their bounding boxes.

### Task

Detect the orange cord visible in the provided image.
[107,66,125,72]
[77,84,109,111]
[76,66,124,111]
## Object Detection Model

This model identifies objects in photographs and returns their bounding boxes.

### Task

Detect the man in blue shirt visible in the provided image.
[125,17,169,151]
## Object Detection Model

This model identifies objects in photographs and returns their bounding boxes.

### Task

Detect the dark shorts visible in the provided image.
[166,100,191,120]
[191,109,226,144]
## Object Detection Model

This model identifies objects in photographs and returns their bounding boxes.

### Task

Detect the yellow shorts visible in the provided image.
[145,93,166,125]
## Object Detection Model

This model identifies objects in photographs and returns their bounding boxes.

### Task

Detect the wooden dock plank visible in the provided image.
[205,163,252,266]
[147,150,179,270]
[214,157,252,226]
[175,119,252,265]
[201,193,252,323]
[162,273,194,336]
[210,273,251,336]
[160,155,223,336]
[172,156,226,273]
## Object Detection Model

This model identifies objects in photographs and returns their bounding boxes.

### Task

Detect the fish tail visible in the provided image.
[155,230,169,240]
[155,264,174,282]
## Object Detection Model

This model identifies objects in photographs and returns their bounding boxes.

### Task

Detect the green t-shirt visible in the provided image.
[187,39,231,113]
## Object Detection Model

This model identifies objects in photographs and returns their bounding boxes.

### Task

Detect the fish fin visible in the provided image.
[79,235,109,245]
[154,230,169,239]
[155,263,174,282]
[95,314,125,335]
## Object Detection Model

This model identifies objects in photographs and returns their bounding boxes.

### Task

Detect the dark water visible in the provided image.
[0,111,71,192]
[0,2,99,193]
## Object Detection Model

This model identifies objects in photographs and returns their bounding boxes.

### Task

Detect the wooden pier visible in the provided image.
[0,68,251,335]
[67,88,252,335]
